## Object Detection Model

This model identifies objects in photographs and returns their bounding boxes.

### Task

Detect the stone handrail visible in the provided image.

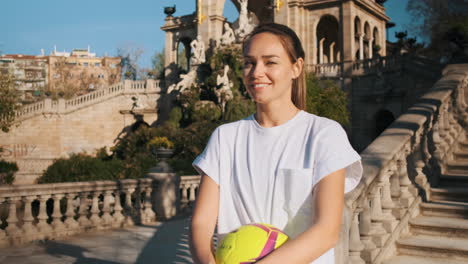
[14,79,161,121]
[337,65,468,263]
[0,179,156,247]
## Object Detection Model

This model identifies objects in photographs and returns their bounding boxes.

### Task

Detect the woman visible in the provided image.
[190,23,362,264]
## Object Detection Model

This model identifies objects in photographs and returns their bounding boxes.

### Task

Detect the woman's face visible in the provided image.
[243,32,302,106]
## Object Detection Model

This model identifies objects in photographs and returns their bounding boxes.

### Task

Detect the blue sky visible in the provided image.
[1,0,413,68]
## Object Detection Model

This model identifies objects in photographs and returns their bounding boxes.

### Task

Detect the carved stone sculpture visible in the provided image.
[236,0,254,39]
[215,65,234,112]
[190,36,206,65]
[167,70,197,94]
[220,23,236,46]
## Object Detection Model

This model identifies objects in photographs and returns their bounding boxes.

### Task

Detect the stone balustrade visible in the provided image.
[0,179,156,247]
[336,65,467,263]
[308,62,342,77]
[13,79,161,122]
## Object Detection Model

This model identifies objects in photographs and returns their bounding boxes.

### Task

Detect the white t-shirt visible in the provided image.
[192,110,362,264]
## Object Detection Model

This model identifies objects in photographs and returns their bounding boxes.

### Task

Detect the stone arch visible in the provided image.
[373,26,380,55]
[316,15,340,64]
[375,109,395,137]
[176,37,192,72]
[354,16,362,60]
[363,22,371,59]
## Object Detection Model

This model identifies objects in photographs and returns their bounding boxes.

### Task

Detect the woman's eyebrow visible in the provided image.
[243,55,280,59]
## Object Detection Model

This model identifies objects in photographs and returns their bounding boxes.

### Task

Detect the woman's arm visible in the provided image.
[190,174,220,264]
[257,168,346,264]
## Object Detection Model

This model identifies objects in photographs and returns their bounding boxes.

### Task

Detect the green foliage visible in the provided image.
[0,73,21,132]
[306,74,350,127]
[0,160,18,185]
[148,136,174,149]
[38,152,124,183]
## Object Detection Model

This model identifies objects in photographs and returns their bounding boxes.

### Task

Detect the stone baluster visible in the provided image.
[36,195,52,235]
[397,149,414,208]
[442,103,454,148]
[358,197,378,262]
[348,209,365,264]
[369,185,388,248]
[142,186,156,224]
[77,192,91,228]
[101,190,114,227]
[112,191,125,228]
[380,163,398,233]
[134,187,143,224]
[89,191,101,227]
[0,198,5,240]
[189,183,197,203]
[6,197,22,239]
[64,193,79,231]
[124,187,135,226]
[181,184,189,207]
[390,164,401,220]
[21,196,38,239]
[51,194,66,233]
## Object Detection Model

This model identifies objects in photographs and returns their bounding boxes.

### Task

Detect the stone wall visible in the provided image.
[0,80,161,184]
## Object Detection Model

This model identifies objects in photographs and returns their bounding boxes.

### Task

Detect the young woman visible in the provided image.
[190,23,362,264]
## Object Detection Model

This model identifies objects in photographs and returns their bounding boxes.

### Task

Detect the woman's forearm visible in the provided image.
[190,221,216,264]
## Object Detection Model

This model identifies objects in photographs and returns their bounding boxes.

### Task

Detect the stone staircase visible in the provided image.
[383,140,468,264]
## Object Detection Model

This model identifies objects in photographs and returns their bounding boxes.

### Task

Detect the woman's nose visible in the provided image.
[251,62,265,78]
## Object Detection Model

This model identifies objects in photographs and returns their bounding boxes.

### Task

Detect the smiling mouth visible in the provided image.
[251,83,270,89]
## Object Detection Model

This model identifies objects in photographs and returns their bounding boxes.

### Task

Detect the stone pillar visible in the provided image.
[359,34,364,60]
[341,0,354,76]
[369,38,373,59]
[147,171,180,220]
[319,38,325,64]
[330,42,335,63]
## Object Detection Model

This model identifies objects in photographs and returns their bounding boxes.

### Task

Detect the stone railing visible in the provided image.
[14,79,161,121]
[0,179,156,247]
[336,65,468,264]
[308,63,342,77]
[179,175,200,210]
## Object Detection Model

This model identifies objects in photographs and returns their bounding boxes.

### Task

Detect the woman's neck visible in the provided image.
[254,101,300,128]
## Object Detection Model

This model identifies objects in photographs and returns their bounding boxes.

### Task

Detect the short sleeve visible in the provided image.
[313,121,362,193]
[192,127,220,185]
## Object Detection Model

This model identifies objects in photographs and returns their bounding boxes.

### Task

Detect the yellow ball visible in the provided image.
[215,223,289,264]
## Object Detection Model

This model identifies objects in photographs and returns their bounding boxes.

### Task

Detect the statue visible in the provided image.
[167,70,197,94]
[215,65,234,112]
[190,36,206,65]
[220,23,236,46]
[236,0,254,39]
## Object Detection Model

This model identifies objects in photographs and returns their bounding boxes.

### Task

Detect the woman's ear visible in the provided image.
[292,57,304,79]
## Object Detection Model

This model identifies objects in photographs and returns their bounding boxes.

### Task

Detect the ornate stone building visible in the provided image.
[161,0,442,151]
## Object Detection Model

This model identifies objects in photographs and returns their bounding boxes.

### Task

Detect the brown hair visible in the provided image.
[243,23,306,110]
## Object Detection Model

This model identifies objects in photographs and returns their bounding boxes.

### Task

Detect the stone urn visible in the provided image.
[164,6,176,17]
[151,147,174,173]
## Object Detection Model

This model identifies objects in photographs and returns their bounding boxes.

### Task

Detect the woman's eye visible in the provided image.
[243,61,253,67]
[266,61,277,65]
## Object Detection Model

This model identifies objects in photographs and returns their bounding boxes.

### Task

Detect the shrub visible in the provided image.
[38,153,124,183]
[0,160,18,185]
[148,136,174,149]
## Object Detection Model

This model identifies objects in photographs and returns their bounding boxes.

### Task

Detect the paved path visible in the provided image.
[0,217,194,264]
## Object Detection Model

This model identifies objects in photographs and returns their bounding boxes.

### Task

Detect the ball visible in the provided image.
[215,223,289,264]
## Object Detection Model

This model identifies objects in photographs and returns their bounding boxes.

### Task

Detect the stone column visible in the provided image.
[369,38,373,59]
[330,42,335,63]
[359,34,364,60]
[319,38,325,64]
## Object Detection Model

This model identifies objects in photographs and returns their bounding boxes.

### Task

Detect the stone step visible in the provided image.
[430,187,468,203]
[397,235,468,261]
[439,172,468,187]
[446,161,468,172]
[453,151,468,161]
[420,201,468,219]
[409,215,468,238]
[382,255,468,264]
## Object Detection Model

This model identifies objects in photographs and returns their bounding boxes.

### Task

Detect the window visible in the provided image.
[53,73,61,79]
[94,63,100,67]
[83,62,89,67]
[110,63,116,68]
[98,74,105,79]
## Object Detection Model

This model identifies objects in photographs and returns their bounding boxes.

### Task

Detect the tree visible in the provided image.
[117,45,144,80]
[406,0,468,56]
[0,72,21,132]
